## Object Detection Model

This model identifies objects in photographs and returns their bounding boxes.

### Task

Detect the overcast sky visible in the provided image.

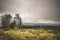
[0,0,60,23]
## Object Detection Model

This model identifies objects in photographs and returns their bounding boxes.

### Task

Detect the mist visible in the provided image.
[0,0,60,23]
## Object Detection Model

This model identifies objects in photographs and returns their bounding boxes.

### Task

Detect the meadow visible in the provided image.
[0,27,59,40]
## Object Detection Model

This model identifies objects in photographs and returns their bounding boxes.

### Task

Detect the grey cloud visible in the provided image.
[0,0,60,23]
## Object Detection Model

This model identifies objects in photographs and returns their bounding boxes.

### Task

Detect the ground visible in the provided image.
[0,28,60,40]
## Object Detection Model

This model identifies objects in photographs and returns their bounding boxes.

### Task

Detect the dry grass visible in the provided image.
[0,28,58,40]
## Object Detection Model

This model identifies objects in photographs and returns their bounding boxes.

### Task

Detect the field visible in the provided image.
[0,28,60,40]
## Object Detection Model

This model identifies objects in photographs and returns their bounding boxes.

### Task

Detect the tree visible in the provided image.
[14,14,22,28]
[1,13,12,29]
[10,20,16,28]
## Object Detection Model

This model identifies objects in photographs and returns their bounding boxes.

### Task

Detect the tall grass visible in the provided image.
[0,28,59,40]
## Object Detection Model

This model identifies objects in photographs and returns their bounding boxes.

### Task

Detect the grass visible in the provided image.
[0,28,59,40]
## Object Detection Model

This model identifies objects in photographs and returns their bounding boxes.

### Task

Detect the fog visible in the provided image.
[0,0,60,23]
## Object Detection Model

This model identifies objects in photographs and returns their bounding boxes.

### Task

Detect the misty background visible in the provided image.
[0,0,60,23]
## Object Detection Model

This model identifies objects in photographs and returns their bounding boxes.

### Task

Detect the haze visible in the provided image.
[0,0,60,23]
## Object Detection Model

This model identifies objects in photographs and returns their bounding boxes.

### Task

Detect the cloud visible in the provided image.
[0,0,60,23]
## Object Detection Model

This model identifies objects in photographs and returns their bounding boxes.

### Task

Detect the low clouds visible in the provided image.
[0,0,60,23]
[0,0,19,13]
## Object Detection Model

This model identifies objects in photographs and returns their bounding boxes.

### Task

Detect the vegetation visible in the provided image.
[0,13,60,40]
[1,13,22,29]
[0,28,59,40]
[1,13,12,28]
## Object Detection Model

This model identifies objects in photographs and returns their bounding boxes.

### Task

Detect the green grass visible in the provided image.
[0,28,59,40]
